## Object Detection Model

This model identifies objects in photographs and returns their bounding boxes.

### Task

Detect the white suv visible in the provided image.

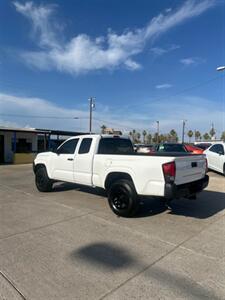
[204,143,225,175]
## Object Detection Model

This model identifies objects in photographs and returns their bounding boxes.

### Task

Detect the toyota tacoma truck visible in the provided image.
[33,135,209,217]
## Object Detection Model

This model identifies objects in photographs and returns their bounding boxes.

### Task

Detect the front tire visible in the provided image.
[35,167,53,192]
[107,179,139,217]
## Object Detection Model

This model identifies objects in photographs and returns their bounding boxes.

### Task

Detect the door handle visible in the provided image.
[67,158,74,161]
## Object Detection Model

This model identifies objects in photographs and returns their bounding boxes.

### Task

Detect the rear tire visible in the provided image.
[107,179,139,217]
[223,164,225,176]
[35,167,53,192]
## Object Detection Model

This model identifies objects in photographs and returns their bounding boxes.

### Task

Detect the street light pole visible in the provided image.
[89,97,95,134]
[182,120,187,144]
[156,121,159,143]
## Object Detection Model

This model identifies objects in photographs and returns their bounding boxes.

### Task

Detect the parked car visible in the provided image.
[154,143,187,153]
[136,144,155,154]
[33,135,208,217]
[194,143,212,150]
[204,142,225,175]
[154,143,204,155]
[184,144,204,154]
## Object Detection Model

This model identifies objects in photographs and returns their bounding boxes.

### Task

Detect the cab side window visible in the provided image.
[57,139,79,154]
[78,138,92,154]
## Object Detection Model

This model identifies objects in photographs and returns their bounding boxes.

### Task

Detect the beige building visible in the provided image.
[0,127,47,164]
[102,127,122,135]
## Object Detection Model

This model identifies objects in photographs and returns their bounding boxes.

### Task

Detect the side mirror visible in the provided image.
[218,151,224,155]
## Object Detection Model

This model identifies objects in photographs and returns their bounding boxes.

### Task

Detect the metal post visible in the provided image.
[44,134,46,151]
[156,121,159,143]
[13,131,17,153]
[48,134,51,150]
[89,97,95,134]
[182,120,186,144]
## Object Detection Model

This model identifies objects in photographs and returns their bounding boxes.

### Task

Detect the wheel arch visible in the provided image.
[104,172,136,192]
[34,163,50,177]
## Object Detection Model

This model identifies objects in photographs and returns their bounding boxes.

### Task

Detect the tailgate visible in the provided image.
[175,155,206,185]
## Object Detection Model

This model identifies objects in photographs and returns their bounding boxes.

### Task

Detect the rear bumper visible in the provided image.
[165,175,209,200]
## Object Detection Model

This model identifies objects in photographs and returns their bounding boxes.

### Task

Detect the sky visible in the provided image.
[0,0,225,138]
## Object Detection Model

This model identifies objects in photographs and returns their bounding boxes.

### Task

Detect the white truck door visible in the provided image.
[52,138,79,182]
[74,137,94,185]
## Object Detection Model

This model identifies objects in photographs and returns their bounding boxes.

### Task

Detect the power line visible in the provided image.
[93,118,135,131]
[1,74,224,131]
[114,74,225,110]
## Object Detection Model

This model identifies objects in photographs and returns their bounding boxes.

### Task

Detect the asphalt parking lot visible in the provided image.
[0,164,225,300]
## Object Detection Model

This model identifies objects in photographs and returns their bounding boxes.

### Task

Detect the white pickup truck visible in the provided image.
[33,135,209,217]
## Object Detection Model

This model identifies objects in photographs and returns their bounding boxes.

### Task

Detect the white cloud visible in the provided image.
[13,0,215,74]
[0,92,224,138]
[151,44,180,56]
[14,1,59,49]
[156,83,173,89]
[180,57,205,66]
[0,93,141,132]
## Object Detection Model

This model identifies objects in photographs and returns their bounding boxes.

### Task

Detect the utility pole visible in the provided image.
[182,120,187,144]
[156,121,159,143]
[89,97,95,134]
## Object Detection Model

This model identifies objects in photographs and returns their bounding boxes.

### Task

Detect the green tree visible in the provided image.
[136,132,141,143]
[142,130,147,144]
[209,127,216,139]
[169,129,178,142]
[187,130,194,143]
[159,134,166,143]
[221,131,225,141]
[101,125,107,134]
[146,133,152,144]
[152,133,158,143]
[195,130,201,141]
[203,133,210,141]
[131,129,136,143]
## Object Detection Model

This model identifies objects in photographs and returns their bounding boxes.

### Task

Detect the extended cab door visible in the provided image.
[74,137,93,186]
[52,138,79,182]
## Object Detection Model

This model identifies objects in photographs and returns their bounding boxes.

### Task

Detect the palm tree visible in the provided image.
[203,133,210,141]
[159,134,166,143]
[187,130,193,143]
[169,129,178,142]
[101,125,106,134]
[136,132,141,143]
[221,131,225,141]
[195,130,201,142]
[152,133,158,144]
[142,130,147,144]
[146,133,152,144]
[209,127,216,139]
[132,129,136,143]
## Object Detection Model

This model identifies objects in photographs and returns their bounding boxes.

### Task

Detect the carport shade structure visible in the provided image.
[0,127,50,153]
[36,129,88,150]
[0,126,89,164]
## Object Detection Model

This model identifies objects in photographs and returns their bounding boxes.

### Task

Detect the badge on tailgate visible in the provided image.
[191,162,197,168]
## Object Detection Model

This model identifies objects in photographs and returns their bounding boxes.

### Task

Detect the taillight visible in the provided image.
[162,161,176,183]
